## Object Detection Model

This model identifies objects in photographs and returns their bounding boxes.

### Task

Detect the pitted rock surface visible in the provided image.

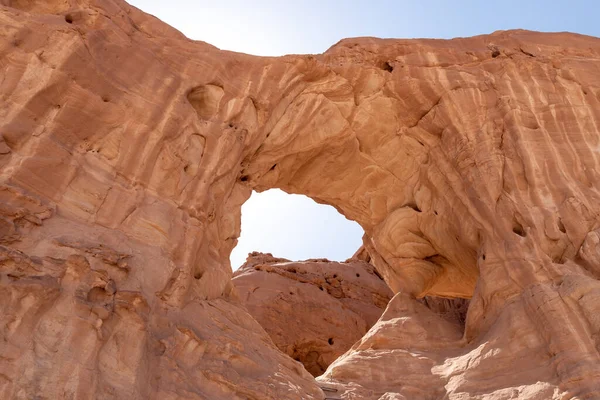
[233,252,393,376]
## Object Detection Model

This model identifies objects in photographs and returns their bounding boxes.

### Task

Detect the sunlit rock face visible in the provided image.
[233,252,393,377]
[1,0,600,398]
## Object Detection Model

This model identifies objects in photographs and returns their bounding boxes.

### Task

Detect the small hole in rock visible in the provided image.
[434,210,438,215]
[482,254,486,260]
[319,286,324,291]
[65,14,74,24]
[333,274,337,278]
[328,338,334,345]
[194,272,203,280]
[270,164,277,171]
[491,50,500,58]
[228,123,234,128]
[102,97,110,103]
[183,165,189,172]
[512,221,526,237]
[356,273,360,277]
[381,61,394,72]
[240,175,249,182]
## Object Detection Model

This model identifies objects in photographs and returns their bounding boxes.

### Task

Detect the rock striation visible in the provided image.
[1,0,600,398]
[232,252,393,376]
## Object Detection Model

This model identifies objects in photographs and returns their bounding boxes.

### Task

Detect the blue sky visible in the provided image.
[229,190,364,268]
[128,0,599,268]
[128,0,599,56]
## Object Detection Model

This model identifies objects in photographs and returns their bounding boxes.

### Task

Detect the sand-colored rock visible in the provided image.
[233,252,393,376]
[0,245,322,399]
[1,0,600,398]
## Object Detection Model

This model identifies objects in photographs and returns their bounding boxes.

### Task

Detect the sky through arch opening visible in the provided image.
[230,189,364,269]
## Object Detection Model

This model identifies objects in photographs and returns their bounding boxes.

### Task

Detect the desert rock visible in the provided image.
[0,0,600,398]
[233,252,393,376]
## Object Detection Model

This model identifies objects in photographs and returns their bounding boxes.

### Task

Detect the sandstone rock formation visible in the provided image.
[233,252,393,376]
[1,0,600,398]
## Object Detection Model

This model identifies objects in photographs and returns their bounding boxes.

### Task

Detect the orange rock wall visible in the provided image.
[1,0,600,398]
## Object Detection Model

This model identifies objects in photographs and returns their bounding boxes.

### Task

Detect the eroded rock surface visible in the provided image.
[0,244,322,399]
[1,0,600,398]
[233,252,393,376]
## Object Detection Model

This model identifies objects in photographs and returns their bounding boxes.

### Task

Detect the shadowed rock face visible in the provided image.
[233,253,469,380]
[233,252,394,377]
[1,0,600,398]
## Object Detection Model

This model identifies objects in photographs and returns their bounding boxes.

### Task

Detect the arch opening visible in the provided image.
[230,189,364,270]
[230,189,392,377]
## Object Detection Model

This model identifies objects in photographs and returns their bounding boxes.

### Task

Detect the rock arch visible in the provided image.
[1,1,600,398]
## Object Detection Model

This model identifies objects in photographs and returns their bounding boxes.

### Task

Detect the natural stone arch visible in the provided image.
[2,1,600,397]
[236,77,481,300]
[184,32,600,396]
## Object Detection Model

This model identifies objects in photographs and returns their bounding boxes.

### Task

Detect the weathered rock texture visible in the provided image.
[233,252,393,376]
[1,0,600,398]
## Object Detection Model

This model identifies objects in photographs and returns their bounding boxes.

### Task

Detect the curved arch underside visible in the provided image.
[1,1,600,398]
